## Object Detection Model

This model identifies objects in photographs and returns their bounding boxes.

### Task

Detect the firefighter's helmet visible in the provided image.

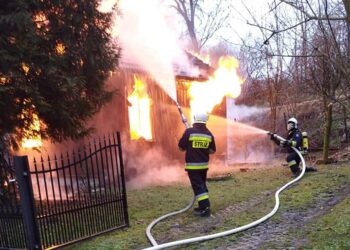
[193,112,209,124]
[287,117,298,131]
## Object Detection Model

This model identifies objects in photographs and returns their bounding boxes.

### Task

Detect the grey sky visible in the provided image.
[99,0,272,49]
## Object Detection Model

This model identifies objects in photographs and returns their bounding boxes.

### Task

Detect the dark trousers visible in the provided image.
[187,170,210,209]
[286,151,301,173]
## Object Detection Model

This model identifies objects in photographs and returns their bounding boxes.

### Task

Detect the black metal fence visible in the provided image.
[0,132,129,249]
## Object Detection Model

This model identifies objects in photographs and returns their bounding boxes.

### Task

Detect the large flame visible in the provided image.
[128,76,153,140]
[188,56,243,119]
[22,113,43,149]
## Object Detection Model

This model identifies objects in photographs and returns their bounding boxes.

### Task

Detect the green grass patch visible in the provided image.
[64,163,350,250]
[279,164,350,210]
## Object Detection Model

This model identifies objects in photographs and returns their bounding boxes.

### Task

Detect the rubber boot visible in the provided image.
[199,207,211,217]
[194,207,201,212]
[290,165,301,178]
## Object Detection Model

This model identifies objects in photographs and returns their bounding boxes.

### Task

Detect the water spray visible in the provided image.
[175,102,190,129]
[144,136,306,250]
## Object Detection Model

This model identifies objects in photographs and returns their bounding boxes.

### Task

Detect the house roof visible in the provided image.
[118,52,214,82]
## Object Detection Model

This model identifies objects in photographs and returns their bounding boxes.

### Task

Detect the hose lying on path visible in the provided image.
[144,147,305,250]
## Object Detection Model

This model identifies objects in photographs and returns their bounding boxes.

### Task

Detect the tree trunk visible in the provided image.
[343,106,349,143]
[283,112,288,132]
[323,101,333,162]
[190,33,199,52]
[266,53,276,156]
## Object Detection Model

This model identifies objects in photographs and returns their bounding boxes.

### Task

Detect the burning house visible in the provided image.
[90,52,242,161]
[17,48,273,185]
[13,0,270,182]
[88,52,225,176]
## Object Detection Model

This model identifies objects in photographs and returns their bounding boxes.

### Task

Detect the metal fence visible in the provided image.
[0,132,129,249]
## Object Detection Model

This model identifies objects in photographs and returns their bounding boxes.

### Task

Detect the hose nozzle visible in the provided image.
[268,131,286,143]
[176,102,190,129]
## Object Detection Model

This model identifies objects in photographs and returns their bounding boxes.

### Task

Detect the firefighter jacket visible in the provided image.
[286,128,302,153]
[178,123,216,170]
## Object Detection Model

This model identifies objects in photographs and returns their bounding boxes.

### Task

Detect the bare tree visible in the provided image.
[242,0,350,161]
[284,0,349,160]
[171,0,231,52]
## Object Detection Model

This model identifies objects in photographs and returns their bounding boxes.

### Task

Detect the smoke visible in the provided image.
[117,0,193,101]
[122,140,188,189]
[123,101,273,187]
[226,100,268,122]
[224,101,274,164]
[208,100,272,164]
[98,0,117,13]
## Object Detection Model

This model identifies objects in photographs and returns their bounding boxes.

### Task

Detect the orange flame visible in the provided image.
[128,76,153,140]
[0,77,8,85]
[188,56,243,120]
[22,113,42,149]
[55,43,65,55]
[21,63,30,75]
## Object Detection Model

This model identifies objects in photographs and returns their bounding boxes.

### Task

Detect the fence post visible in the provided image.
[14,156,41,250]
[116,132,129,226]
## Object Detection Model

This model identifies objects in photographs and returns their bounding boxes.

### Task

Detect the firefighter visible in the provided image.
[271,117,303,177]
[178,112,216,217]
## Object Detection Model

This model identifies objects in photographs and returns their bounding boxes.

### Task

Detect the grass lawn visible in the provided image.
[65,161,350,250]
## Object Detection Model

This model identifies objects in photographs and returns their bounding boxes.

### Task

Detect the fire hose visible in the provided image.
[144,125,306,249]
[175,102,190,129]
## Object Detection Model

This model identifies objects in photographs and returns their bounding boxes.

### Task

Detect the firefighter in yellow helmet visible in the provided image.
[178,112,216,217]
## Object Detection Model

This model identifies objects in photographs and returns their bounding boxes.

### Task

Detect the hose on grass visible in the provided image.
[144,147,305,250]
[146,195,195,246]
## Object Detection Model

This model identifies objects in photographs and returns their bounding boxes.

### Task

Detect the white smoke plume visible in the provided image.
[117,0,193,101]
[226,100,268,121]
[122,140,188,189]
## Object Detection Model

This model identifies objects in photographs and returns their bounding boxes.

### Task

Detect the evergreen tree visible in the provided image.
[0,0,118,146]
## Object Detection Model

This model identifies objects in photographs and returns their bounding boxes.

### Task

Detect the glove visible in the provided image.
[270,133,276,140]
